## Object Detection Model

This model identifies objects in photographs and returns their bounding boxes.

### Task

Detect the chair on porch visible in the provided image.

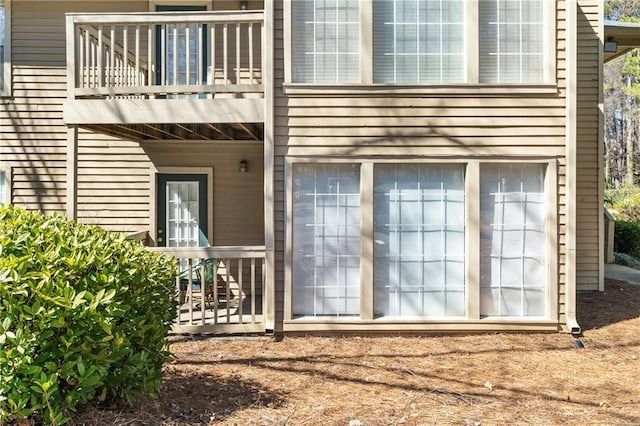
[179,258,224,308]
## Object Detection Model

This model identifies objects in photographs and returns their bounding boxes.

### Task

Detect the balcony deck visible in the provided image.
[150,245,266,334]
[63,11,265,141]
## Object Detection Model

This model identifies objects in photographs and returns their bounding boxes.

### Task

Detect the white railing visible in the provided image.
[151,245,266,334]
[66,11,264,99]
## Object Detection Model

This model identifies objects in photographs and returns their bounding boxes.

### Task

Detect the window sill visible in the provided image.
[282,83,559,97]
[282,317,560,332]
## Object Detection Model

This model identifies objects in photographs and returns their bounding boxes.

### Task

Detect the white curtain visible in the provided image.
[480,164,546,316]
[374,164,465,316]
[292,164,361,316]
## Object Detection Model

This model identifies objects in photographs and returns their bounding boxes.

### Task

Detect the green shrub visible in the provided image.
[613,192,640,222]
[0,206,177,425]
[605,184,640,208]
[614,220,640,259]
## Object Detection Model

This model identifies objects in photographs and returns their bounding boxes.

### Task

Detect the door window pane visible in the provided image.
[374,164,465,317]
[480,164,546,316]
[156,5,207,97]
[292,0,360,83]
[293,164,361,316]
[373,0,465,83]
[166,181,201,248]
[479,0,544,83]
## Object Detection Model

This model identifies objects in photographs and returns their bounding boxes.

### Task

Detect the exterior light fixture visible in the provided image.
[239,160,248,173]
[604,39,618,53]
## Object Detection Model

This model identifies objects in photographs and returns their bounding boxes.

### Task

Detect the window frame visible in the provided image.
[0,165,11,204]
[284,0,556,92]
[284,157,558,325]
[1,0,11,96]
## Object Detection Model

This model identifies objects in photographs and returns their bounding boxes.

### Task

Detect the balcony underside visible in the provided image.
[64,98,264,141]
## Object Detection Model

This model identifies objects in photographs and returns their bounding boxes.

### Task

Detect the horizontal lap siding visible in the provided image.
[1,1,148,218]
[273,1,569,331]
[139,141,265,246]
[576,1,602,292]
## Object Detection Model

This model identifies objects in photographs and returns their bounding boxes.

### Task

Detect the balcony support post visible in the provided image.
[66,125,78,220]
[263,0,275,334]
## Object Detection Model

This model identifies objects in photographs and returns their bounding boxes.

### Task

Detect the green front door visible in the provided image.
[157,174,208,247]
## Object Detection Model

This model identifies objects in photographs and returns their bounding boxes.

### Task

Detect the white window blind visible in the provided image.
[292,164,361,316]
[374,164,465,317]
[292,0,360,83]
[373,0,465,83]
[480,164,546,317]
[479,0,544,83]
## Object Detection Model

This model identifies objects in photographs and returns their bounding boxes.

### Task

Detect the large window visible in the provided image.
[288,0,552,85]
[0,0,9,94]
[291,0,360,83]
[288,161,554,322]
[373,0,465,83]
[479,164,546,316]
[479,0,545,83]
[292,164,361,316]
[374,164,465,316]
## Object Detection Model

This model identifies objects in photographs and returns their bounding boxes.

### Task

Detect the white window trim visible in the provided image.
[149,166,214,247]
[0,165,11,204]
[1,0,11,96]
[284,0,557,92]
[284,157,558,325]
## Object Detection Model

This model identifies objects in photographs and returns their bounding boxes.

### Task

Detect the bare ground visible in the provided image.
[74,279,640,425]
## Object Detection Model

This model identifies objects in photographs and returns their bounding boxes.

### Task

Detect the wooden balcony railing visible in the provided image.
[66,11,264,99]
[151,245,266,334]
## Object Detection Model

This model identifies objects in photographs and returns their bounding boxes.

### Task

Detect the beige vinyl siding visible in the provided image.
[2,1,265,246]
[0,0,148,216]
[575,1,602,292]
[273,1,569,332]
[140,141,265,246]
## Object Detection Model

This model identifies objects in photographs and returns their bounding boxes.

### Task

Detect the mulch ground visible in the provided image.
[73,279,640,425]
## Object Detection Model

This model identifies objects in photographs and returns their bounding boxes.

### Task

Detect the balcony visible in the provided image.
[151,245,266,334]
[63,11,265,141]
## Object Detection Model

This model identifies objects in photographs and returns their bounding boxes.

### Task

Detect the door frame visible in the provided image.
[149,1,212,12]
[150,166,214,247]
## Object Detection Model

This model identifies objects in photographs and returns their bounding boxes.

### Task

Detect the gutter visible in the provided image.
[564,0,581,336]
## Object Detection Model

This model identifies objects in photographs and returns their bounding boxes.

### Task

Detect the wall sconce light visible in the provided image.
[240,0,248,10]
[239,160,248,173]
[604,38,618,53]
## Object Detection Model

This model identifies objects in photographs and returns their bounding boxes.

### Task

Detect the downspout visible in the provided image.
[565,0,581,335]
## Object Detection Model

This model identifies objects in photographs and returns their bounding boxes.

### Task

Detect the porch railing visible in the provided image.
[151,245,266,334]
[66,11,264,99]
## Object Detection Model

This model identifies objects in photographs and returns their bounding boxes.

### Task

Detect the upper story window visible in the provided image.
[373,0,465,84]
[0,0,9,95]
[479,0,545,83]
[288,0,553,86]
[292,0,360,83]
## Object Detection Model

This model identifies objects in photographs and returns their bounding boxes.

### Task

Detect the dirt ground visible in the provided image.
[74,279,640,425]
